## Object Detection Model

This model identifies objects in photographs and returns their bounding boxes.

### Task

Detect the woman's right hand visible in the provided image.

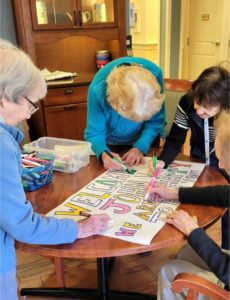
[147,183,179,201]
[77,213,110,238]
[101,151,123,170]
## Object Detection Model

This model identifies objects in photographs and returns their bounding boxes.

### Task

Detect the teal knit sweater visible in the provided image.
[84,57,166,159]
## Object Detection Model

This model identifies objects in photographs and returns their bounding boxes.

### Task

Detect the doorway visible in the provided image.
[180,0,229,79]
[127,0,229,79]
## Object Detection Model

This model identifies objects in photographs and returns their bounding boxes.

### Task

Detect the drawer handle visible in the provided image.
[64,106,75,111]
[64,89,73,95]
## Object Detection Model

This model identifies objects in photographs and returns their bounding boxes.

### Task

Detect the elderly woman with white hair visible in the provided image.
[84,57,165,170]
[0,39,110,300]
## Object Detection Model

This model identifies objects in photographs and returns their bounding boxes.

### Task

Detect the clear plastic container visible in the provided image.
[23,137,91,173]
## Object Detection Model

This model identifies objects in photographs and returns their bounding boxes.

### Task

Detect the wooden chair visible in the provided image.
[171,273,230,300]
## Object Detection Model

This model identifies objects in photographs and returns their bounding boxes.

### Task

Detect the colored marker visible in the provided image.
[144,176,157,201]
[153,155,157,170]
[79,211,114,224]
[79,211,91,218]
[104,150,135,174]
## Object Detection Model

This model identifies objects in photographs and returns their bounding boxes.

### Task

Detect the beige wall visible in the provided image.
[130,0,160,64]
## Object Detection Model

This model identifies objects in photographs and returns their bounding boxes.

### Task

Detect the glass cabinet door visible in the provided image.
[33,0,75,27]
[80,0,114,25]
[31,0,115,29]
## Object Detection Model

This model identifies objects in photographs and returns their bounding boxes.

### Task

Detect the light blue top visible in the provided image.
[0,123,78,275]
[84,57,166,159]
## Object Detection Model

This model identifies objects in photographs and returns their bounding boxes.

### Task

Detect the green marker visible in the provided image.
[153,155,157,171]
[105,150,136,174]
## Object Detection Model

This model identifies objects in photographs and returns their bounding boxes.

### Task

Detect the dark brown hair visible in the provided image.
[189,66,229,110]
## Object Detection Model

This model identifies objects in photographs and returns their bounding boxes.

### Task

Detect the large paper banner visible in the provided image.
[47,160,205,245]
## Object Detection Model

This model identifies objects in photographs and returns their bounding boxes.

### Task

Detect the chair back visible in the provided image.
[171,273,230,300]
[164,79,192,135]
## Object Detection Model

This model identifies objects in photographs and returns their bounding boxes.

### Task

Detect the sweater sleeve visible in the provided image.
[179,185,229,207]
[0,135,78,245]
[158,96,189,167]
[188,228,230,288]
[84,84,110,159]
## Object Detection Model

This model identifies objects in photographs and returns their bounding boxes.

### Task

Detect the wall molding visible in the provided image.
[132,43,158,49]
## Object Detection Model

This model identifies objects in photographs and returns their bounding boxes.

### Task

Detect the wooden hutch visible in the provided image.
[12,0,127,140]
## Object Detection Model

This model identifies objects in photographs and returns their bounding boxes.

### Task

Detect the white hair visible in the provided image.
[0,38,47,103]
[106,65,164,122]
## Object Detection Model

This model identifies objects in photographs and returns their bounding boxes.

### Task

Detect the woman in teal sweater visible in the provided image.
[84,57,165,170]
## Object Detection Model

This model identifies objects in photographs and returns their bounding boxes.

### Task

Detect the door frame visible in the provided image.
[179,0,189,79]
[164,0,171,78]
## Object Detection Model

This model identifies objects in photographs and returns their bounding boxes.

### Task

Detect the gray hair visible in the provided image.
[107,65,164,122]
[0,38,47,103]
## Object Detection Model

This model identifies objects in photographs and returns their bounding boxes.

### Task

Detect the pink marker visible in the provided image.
[144,176,157,201]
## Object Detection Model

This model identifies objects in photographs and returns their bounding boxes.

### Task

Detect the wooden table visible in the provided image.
[17,155,227,300]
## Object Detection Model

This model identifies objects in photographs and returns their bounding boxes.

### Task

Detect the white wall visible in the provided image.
[130,0,160,64]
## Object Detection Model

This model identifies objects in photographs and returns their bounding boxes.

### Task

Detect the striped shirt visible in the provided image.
[159,94,219,169]
[174,104,215,143]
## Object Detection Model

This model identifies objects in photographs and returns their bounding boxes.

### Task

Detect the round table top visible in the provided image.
[16,155,227,259]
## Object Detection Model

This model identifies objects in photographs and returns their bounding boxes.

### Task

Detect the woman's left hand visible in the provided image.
[122,147,144,166]
[161,210,199,236]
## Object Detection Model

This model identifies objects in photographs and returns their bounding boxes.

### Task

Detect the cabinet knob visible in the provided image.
[64,88,73,95]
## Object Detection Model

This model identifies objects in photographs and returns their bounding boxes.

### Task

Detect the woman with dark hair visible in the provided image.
[156,66,229,171]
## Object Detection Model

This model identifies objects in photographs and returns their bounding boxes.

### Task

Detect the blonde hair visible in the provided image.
[106,65,164,122]
[0,39,47,103]
[214,111,230,168]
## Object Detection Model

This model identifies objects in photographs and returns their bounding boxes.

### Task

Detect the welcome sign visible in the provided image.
[47,161,205,245]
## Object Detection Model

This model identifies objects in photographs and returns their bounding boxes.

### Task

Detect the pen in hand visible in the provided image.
[79,211,114,224]
[144,176,157,202]
[104,150,132,173]
[144,154,159,202]
[79,211,91,218]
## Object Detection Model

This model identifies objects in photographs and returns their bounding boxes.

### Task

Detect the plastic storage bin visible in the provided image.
[23,137,91,173]
[22,158,54,192]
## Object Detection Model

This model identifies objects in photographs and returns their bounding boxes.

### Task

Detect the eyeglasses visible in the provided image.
[24,96,39,114]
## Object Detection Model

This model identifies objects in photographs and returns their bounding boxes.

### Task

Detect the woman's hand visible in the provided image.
[122,147,144,166]
[77,213,111,238]
[146,183,179,202]
[148,159,165,176]
[101,151,123,170]
[161,210,199,236]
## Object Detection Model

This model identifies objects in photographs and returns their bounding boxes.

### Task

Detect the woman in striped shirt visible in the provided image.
[158,66,229,173]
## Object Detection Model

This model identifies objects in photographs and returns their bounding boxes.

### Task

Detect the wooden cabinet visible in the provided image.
[12,0,126,141]
[12,0,126,72]
[28,81,89,141]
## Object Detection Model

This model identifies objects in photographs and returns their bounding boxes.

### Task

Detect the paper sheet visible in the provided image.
[47,160,205,245]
